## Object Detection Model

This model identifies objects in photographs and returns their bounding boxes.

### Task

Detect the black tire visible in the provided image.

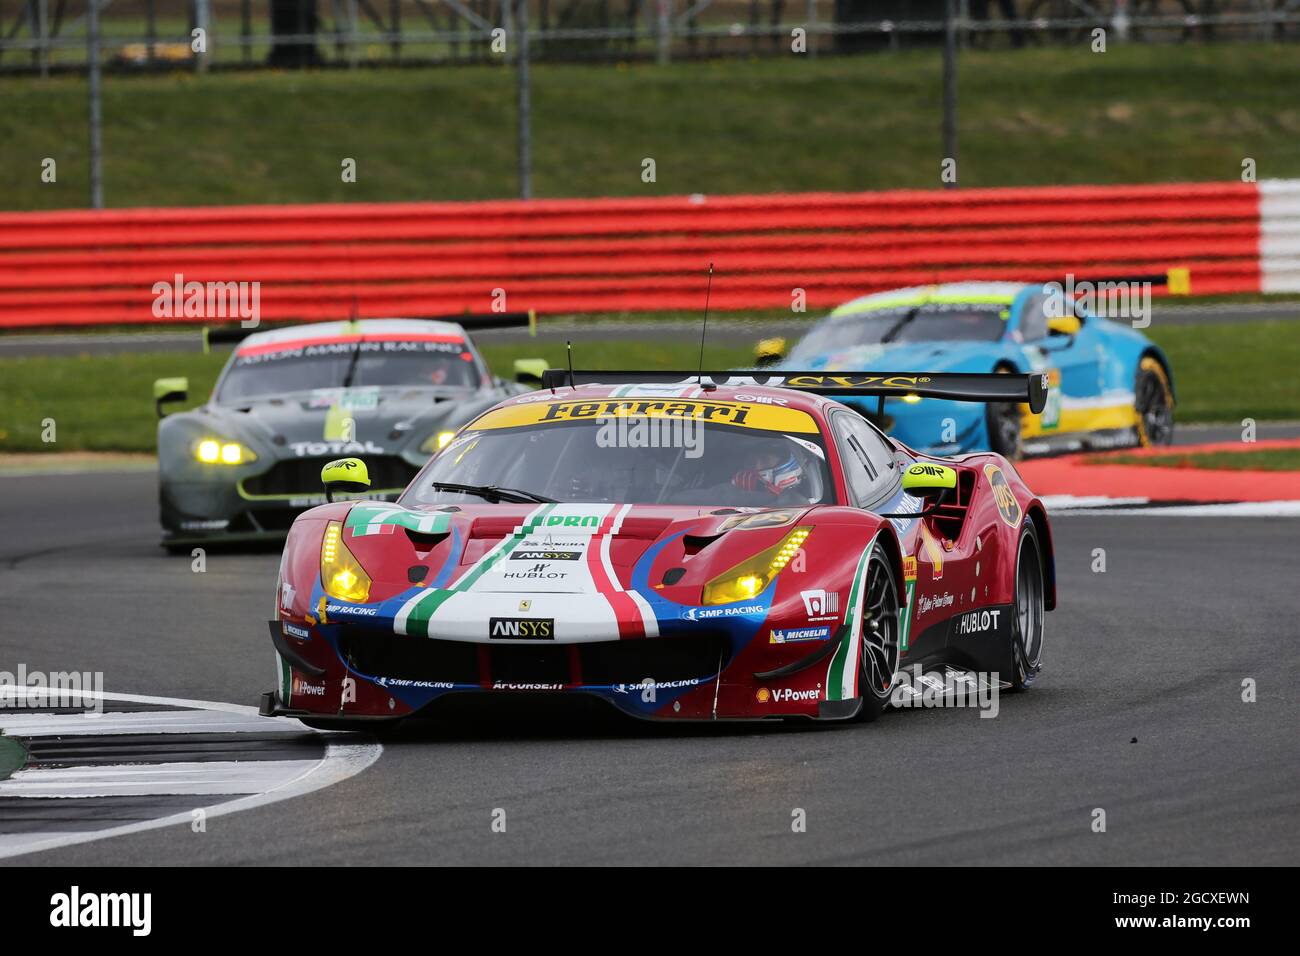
[986,365,1023,459]
[855,541,903,723]
[1134,357,1175,447]
[1008,521,1046,691]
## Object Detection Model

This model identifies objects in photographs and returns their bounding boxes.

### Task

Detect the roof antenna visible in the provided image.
[697,262,715,389]
[565,339,575,389]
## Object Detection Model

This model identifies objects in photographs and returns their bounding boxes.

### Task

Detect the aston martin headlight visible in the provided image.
[701,526,812,605]
[420,430,458,453]
[320,520,371,603]
[195,438,256,465]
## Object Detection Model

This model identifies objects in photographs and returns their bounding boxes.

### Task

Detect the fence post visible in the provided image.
[656,0,671,65]
[195,0,211,74]
[517,0,532,199]
[348,0,360,68]
[87,0,104,209]
[37,0,50,77]
[942,0,958,188]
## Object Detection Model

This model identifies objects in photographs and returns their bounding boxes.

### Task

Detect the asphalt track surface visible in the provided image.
[1,469,1296,866]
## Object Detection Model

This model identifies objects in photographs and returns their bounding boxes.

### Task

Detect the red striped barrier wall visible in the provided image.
[0,181,1273,329]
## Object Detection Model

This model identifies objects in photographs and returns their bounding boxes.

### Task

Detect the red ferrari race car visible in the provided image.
[260,369,1056,729]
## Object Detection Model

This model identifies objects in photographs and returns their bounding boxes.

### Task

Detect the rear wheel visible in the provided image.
[986,365,1023,459]
[1135,357,1174,447]
[856,542,902,722]
[1009,522,1046,691]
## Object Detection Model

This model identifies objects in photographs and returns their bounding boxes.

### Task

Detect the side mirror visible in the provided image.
[154,377,189,418]
[513,358,547,386]
[754,336,786,368]
[321,457,371,503]
[1046,315,1082,337]
[901,462,957,502]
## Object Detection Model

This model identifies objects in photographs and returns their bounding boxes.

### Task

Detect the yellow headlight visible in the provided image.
[195,438,255,465]
[320,520,371,603]
[421,431,458,453]
[701,527,812,605]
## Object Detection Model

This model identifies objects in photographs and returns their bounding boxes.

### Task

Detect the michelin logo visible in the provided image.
[770,625,832,644]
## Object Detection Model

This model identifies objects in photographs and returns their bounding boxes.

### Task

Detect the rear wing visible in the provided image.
[203,310,537,352]
[540,369,1048,414]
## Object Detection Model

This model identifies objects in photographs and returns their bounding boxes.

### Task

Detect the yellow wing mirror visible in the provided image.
[153,377,189,418]
[1046,315,1082,337]
[513,358,547,386]
[754,336,786,368]
[321,457,371,503]
[901,463,957,501]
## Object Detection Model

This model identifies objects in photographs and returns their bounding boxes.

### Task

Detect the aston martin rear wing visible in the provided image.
[540,369,1049,414]
[203,310,537,351]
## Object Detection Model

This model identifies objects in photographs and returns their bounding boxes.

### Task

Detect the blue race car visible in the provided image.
[757,282,1176,459]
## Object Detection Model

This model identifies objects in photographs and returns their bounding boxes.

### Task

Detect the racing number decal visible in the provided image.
[899,556,918,653]
[984,465,1022,528]
[1038,368,1062,429]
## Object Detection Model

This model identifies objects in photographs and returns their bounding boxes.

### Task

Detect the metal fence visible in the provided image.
[3,0,1299,74]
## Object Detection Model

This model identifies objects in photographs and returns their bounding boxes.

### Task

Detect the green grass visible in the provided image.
[1146,320,1300,423]
[3,44,1299,209]
[1091,448,1300,471]
[0,736,27,783]
[0,340,755,452]
[1,319,1295,453]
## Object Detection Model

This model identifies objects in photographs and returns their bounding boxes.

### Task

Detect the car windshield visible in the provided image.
[216,339,481,403]
[789,304,1007,360]
[401,409,835,508]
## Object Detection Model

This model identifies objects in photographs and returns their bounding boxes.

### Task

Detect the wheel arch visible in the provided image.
[1138,345,1176,403]
[1024,504,1057,612]
[869,522,909,609]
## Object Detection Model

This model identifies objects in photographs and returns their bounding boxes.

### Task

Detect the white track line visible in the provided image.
[0,689,381,862]
[0,759,322,798]
[0,708,311,737]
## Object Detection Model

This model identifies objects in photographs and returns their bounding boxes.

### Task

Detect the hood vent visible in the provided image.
[405,529,449,556]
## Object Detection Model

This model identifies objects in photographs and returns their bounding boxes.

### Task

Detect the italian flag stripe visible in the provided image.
[825,540,875,702]
[396,504,555,637]
[587,506,642,638]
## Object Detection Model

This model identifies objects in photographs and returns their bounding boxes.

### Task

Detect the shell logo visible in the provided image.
[756,687,771,703]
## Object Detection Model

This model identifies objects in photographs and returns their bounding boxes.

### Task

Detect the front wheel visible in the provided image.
[855,542,902,722]
[1008,521,1046,691]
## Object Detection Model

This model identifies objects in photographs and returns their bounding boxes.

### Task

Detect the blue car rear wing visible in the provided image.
[539,369,1049,415]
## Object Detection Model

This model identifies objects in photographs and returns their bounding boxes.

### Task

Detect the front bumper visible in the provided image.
[160,455,417,545]
[266,616,846,724]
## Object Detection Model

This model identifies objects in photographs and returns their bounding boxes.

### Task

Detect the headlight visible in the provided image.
[195,438,256,465]
[717,508,803,532]
[320,520,371,603]
[420,430,457,453]
[701,526,811,605]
